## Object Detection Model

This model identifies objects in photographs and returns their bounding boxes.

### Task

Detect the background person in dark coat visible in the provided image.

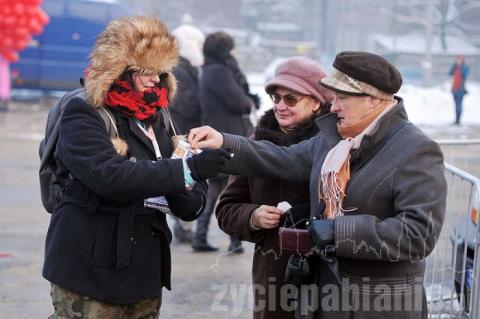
[193,31,259,252]
[170,24,205,134]
[216,57,333,319]
[42,16,230,318]
[188,51,447,319]
[449,55,469,125]
[170,24,206,244]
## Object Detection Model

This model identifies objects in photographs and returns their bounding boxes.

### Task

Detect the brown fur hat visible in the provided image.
[85,16,179,108]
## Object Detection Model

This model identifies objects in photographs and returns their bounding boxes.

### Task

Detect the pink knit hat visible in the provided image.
[265,56,334,105]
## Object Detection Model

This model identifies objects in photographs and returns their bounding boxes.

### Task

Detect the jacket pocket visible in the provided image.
[90,215,116,267]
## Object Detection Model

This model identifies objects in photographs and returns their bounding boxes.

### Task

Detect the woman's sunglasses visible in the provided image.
[269,92,307,107]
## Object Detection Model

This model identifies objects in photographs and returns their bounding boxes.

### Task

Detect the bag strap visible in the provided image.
[160,107,178,137]
[96,107,119,138]
[39,88,85,170]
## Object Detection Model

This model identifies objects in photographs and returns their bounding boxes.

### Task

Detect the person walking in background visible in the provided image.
[42,16,231,318]
[0,55,11,111]
[449,55,469,125]
[170,24,205,134]
[188,51,446,318]
[193,31,259,252]
[216,57,333,319]
[170,24,206,244]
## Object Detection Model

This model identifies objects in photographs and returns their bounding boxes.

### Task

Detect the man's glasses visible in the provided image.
[269,92,307,107]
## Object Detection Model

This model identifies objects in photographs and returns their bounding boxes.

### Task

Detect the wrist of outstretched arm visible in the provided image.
[181,158,195,190]
[249,207,261,231]
[222,133,243,151]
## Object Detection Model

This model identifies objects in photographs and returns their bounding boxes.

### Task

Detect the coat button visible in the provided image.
[130,236,137,245]
[129,157,137,162]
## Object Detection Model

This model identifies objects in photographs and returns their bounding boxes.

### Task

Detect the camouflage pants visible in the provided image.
[49,284,161,319]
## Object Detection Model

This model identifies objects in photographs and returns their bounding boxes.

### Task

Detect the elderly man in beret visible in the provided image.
[188,51,446,318]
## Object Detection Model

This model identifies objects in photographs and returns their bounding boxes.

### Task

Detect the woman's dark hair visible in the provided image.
[118,70,135,87]
[203,31,234,60]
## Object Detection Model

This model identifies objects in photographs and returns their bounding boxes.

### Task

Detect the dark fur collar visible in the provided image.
[254,109,320,146]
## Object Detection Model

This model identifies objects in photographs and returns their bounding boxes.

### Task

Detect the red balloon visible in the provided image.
[1,16,17,27]
[36,8,49,25]
[15,27,30,38]
[0,0,49,62]
[0,49,19,63]
[12,3,25,15]
[0,37,13,49]
[25,0,42,5]
[0,5,13,16]
[12,35,31,51]
[29,19,43,35]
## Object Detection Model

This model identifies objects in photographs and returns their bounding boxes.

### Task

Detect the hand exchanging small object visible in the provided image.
[186,148,231,181]
[251,205,284,229]
[188,126,223,150]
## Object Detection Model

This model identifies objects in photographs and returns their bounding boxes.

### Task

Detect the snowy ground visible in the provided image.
[248,73,480,128]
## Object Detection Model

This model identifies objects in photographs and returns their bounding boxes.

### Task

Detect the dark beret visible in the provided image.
[333,51,402,94]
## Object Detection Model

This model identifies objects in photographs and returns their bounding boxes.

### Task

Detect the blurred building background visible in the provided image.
[122,0,480,85]
[10,0,480,91]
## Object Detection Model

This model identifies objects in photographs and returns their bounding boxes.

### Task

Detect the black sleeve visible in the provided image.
[165,181,207,221]
[56,98,186,202]
[171,67,201,121]
[204,65,252,115]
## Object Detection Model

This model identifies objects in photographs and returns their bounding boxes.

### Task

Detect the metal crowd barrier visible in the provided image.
[425,160,480,318]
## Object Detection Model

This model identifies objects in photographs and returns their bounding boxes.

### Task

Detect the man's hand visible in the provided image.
[188,126,223,150]
[251,205,285,229]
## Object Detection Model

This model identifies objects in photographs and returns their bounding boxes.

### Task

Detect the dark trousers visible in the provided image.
[453,91,465,124]
[194,176,240,245]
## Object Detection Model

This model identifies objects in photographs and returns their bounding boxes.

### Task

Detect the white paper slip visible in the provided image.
[277,201,292,213]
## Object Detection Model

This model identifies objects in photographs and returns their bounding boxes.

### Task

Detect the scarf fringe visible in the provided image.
[321,172,346,219]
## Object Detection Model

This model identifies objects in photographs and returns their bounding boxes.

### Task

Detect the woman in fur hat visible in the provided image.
[43,16,230,318]
[216,57,334,319]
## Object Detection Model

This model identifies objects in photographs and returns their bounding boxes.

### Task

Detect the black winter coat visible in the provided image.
[42,97,206,304]
[200,57,253,136]
[169,57,202,134]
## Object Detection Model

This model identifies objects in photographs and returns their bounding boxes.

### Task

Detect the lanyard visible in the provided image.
[136,121,162,159]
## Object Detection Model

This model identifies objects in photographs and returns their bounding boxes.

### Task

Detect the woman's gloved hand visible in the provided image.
[308,219,335,253]
[186,148,231,181]
[166,181,207,221]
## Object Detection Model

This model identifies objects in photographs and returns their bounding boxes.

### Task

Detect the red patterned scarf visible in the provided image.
[105,80,168,120]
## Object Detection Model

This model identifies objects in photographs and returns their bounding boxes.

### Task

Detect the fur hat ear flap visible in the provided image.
[165,71,177,102]
[111,137,129,156]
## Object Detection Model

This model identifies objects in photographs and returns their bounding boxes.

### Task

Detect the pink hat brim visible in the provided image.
[265,74,314,96]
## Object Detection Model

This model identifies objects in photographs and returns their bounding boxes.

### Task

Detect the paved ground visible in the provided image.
[0,100,479,318]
